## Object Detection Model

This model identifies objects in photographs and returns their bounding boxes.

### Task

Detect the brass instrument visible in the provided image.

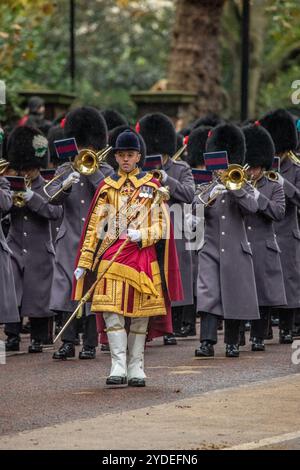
[13,175,32,208]
[172,143,187,162]
[43,146,112,201]
[0,159,9,175]
[264,170,279,181]
[286,150,300,165]
[198,164,249,206]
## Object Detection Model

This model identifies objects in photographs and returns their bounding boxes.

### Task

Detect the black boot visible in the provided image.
[106,376,127,387]
[226,344,239,358]
[101,343,110,352]
[175,324,197,337]
[279,330,293,344]
[128,378,146,387]
[5,336,20,352]
[195,341,214,357]
[79,345,96,360]
[163,334,177,345]
[251,337,265,352]
[28,339,43,353]
[53,342,75,360]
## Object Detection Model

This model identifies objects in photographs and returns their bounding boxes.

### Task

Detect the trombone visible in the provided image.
[198,164,250,206]
[43,146,112,201]
[0,159,9,175]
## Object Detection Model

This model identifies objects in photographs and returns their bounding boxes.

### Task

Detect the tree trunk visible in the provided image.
[167,0,226,124]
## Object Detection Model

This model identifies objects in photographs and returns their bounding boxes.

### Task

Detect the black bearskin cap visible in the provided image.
[64,106,108,150]
[259,108,297,154]
[138,113,176,157]
[187,126,212,167]
[7,126,48,170]
[206,123,246,165]
[242,124,275,170]
[192,113,224,130]
[101,109,128,131]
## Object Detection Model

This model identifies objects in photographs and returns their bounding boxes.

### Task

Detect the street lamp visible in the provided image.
[241,0,250,122]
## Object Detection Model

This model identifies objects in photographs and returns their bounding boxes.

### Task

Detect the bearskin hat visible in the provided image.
[192,113,224,130]
[206,123,246,165]
[259,108,297,154]
[242,123,275,170]
[64,106,108,150]
[101,109,128,131]
[7,126,49,170]
[108,125,146,170]
[137,113,176,157]
[187,126,212,167]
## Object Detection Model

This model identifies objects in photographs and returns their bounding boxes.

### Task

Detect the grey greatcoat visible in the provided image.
[7,175,63,318]
[197,185,260,320]
[163,158,195,306]
[244,176,287,307]
[0,177,19,323]
[48,163,113,312]
[275,157,300,308]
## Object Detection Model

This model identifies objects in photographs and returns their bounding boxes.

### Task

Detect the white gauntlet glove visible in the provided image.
[210,183,227,198]
[62,171,80,190]
[127,229,142,242]
[253,187,260,201]
[74,267,86,280]
[160,170,168,184]
[23,188,34,202]
[276,174,284,186]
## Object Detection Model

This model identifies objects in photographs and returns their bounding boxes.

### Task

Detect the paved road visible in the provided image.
[0,323,299,449]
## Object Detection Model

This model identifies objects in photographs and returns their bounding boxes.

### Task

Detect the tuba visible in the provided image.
[43,146,112,201]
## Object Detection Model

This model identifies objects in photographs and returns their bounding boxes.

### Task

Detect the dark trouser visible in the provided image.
[295,309,300,326]
[200,312,218,344]
[224,319,241,345]
[5,317,51,342]
[61,309,98,348]
[171,306,183,334]
[251,307,270,340]
[277,308,295,331]
[182,301,196,328]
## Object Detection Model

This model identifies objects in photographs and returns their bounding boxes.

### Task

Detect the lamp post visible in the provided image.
[241,0,250,122]
[70,0,76,92]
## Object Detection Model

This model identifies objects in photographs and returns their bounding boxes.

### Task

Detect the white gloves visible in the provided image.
[23,188,34,202]
[62,171,80,190]
[127,229,142,242]
[160,170,168,184]
[210,183,227,198]
[253,187,260,201]
[276,174,284,186]
[74,267,86,280]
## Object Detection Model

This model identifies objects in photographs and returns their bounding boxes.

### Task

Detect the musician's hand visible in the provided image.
[127,229,142,242]
[23,188,34,202]
[62,171,80,189]
[74,267,86,280]
[160,170,168,184]
[253,187,260,200]
[210,184,226,198]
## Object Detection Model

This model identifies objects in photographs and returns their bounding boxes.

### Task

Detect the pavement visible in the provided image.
[0,323,300,450]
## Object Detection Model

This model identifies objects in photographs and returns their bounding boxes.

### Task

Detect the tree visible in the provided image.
[167,0,226,123]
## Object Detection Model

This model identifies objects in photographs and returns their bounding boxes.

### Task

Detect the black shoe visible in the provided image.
[28,340,43,353]
[251,338,265,352]
[292,326,300,338]
[79,346,96,360]
[128,378,146,387]
[106,376,127,387]
[163,334,177,346]
[5,336,20,352]
[52,342,75,360]
[244,322,251,332]
[54,324,62,336]
[239,330,246,347]
[271,316,279,327]
[226,344,239,358]
[101,343,110,352]
[279,330,293,344]
[195,341,214,357]
[175,324,197,337]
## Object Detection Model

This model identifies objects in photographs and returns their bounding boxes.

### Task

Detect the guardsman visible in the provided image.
[260,109,300,343]
[73,130,183,387]
[48,107,114,360]
[242,123,287,351]
[195,123,260,358]
[138,113,195,345]
[4,126,62,353]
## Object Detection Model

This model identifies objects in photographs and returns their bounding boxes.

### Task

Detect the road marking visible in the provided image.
[225,430,300,450]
